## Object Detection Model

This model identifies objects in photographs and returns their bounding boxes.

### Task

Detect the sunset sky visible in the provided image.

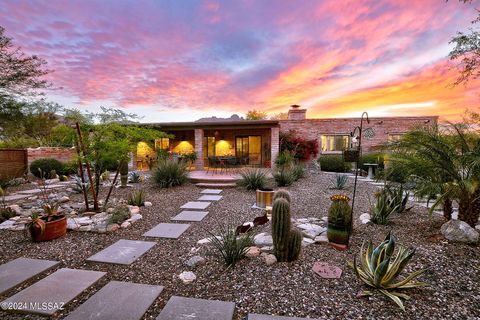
[1,0,479,122]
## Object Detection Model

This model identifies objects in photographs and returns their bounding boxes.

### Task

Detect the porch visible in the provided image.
[135,120,280,171]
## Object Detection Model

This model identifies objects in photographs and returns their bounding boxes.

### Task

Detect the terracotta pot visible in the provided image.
[30,215,67,242]
[326,223,350,246]
[256,188,274,208]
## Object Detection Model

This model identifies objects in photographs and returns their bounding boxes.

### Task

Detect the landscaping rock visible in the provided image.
[264,254,277,266]
[178,271,196,284]
[128,213,142,222]
[314,235,329,244]
[441,220,479,244]
[359,213,371,224]
[129,206,140,215]
[144,201,152,207]
[0,220,15,230]
[254,233,273,246]
[297,223,325,239]
[260,246,273,252]
[59,196,70,203]
[7,205,22,215]
[67,218,79,230]
[185,256,206,268]
[106,223,120,232]
[79,225,93,232]
[245,246,261,258]
[197,238,211,245]
[302,238,315,246]
[120,221,131,228]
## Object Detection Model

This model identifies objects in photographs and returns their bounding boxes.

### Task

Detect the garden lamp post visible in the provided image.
[349,112,370,236]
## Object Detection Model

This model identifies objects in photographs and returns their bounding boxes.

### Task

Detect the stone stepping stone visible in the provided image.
[156,296,235,320]
[249,314,320,320]
[0,257,59,295]
[1,268,106,315]
[64,281,164,320]
[3,194,30,202]
[17,189,42,194]
[198,195,222,202]
[171,211,208,222]
[87,239,156,265]
[312,262,342,279]
[181,201,211,210]
[201,189,223,194]
[143,223,191,239]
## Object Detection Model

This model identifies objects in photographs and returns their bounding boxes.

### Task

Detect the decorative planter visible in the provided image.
[326,223,350,246]
[30,215,67,242]
[256,188,274,208]
[343,149,360,163]
[263,160,271,168]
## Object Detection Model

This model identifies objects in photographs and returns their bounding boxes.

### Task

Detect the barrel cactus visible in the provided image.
[327,194,352,245]
[271,197,302,262]
[273,189,291,203]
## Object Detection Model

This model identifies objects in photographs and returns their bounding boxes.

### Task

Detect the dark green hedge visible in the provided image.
[318,155,351,172]
[30,158,65,178]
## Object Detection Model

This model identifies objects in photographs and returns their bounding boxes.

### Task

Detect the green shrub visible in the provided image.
[60,160,79,176]
[153,159,189,188]
[30,158,65,178]
[385,159,410,184]
[318,155,351,173]
[274,169,295,187]
[128,190,145,206]
[237,169,267,190]
[208,222,255,267]
[359,152,385,171]
[109,206,130,224]
[0,207,16,223]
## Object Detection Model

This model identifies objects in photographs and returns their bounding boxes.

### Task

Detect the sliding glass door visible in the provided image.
[235,136,261,166]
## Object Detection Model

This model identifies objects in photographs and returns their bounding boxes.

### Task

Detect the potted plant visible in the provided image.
[327,194,352,248]
[343,148,360,162]
[26,203,67,242]
[256,188,274,208]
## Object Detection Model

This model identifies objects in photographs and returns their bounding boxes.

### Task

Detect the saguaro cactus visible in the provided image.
[271,197,302,262]
[273,189,291,203]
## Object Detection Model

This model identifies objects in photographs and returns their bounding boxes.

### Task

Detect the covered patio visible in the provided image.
[135,120,280,171]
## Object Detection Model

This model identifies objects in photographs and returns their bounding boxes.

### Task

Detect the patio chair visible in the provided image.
[226,156,239,173]
[207,157,217,174]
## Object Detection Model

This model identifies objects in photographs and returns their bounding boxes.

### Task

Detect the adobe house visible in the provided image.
[135,105,438,171]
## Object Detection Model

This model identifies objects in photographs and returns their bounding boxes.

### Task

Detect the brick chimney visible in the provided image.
[287,105,306,120]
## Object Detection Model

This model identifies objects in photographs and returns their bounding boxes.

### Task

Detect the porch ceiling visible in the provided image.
[140,120,279,131]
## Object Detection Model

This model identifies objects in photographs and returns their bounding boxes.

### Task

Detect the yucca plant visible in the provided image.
[274,168,295,187]
[371,189,398,225]
[334,174,348,190]
[128,189,145,206]
[208,222,255,267]
[153,159,189,188]
[237,168,267,190]
[291,164,306,181]
[352,233,429,311]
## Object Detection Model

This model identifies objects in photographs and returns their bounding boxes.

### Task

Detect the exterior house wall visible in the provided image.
[279,116,438,153]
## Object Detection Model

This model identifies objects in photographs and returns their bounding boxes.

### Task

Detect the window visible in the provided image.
[388,134,404,142]
[321,135,349,152]
[155,138,169,150]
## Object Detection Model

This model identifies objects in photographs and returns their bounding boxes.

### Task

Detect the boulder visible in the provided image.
[264,254,277,266]
[359,213,371,224]
[185,256,206,268]
[245,246,261,258]
[254,233,273,247]
[441,220,479,244]
[178,271,196,284]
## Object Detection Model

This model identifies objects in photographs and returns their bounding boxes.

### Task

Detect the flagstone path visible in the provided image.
[248,314,320,320]
[143,223,191,239]
[156,296,235,320]
[180,201,211,210]
[171,210,209,222]
[86,239,156,265]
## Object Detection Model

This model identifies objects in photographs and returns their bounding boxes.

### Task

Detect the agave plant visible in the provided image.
[371,189,398,225]
[334,174,348,190]
[129,171,141,183]
[386,184,411,213]
[352,233,429,311]
[25,213,46,237]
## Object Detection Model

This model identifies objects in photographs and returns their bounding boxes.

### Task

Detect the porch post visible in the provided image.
[194,128,204,170]
[271,127,280,170]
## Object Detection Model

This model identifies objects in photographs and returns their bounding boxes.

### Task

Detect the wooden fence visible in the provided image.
[0,149,28,180]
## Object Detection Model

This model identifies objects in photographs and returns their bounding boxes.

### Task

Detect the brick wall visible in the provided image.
[27,147,76,167]
[279,116,438,153]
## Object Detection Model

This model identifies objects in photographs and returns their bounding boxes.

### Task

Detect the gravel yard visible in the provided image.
[0,171,479,320]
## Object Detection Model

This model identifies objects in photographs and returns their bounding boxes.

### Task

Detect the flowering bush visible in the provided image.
[280,130,319,161]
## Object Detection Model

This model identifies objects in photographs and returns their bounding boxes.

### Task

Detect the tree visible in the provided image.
[448,0,480,85]
[389,121,480,227]
[270,112,288,120]
[246,110,268,120]
[0,26,51,98]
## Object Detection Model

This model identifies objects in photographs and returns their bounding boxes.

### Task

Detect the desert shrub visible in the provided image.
[30,158,65,178]
[292,164,306,181]
[0,207,16,223]
[274,169,295,187]
[129,171,141,183]
[318,155,351,173]
[109,206,130,224]
[237,169,267,190]
[208,222,255,267]
[60,160,79,176]
[128,189,145,206]
[153,159,189,188]
[280,130,319,161]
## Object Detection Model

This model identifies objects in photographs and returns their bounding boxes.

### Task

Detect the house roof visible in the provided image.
[139,119,279,130]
